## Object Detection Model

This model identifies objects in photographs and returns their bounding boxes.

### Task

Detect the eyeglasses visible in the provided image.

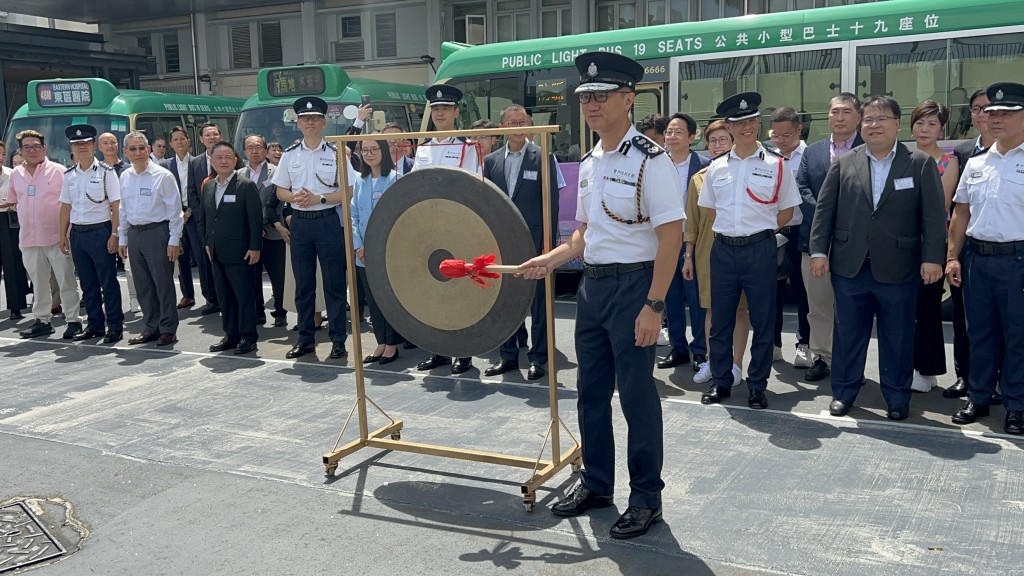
[707,137,732,146]
[772,132,798,140]
[664,130,691,137]
[577,91,627,104]
[20,144,44,151]
[125,146,149,152]
[360,147,381,156]
[970,106,990,114]
[862,116,896,125]
[503,120,529,127]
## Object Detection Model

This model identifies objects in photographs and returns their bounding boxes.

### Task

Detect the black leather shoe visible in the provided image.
[610,506,663,539]
[62,322,83,340]
[20,320,54,339]
[952,401,990,424]
[286,342,316,359]
[378,349,399,365]
[700,384,731,405]
[363,353,383,364]
[103,331,123,344]
[199,303,220,315]
[157,332,177,346]
[943,377,969,398]
[829,400,851,416]
[235,339,257,354]
[748,389,768,409]
[657,349,690,370]
[416,354,451,371]
[805,358,831,382]
[550,483,613,517]
[991,392,1003,406]
[272,317,288,328]
[1005,411,1024,435]
[73,328,104,341]
[209,338,238,352]
[484,360,519,377]
[329,341,347,359]
[9,309,23,320]
[128,332,159,345]
[403,341,418,349]
[887,405,910,421]
[450,357,473,375]
[527,362,546,380]
[691,354,707,372]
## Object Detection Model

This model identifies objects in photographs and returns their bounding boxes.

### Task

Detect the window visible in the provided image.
[857,40,948,140]
[496,0,531,42]
[137,35,157,75]
[747,0,795,13]
[375,13,397,58]
[541,0,571,38]
[162,33,180,74]
[260,22,283,67]
[949,33,1024,137]
[454,4,487,45]
[231,24,252,69]
[334,15,365,61]
[648,0,695,25]
[596,0,636,31]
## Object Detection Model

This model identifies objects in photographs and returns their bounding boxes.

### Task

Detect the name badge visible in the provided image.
[224,194,237,203]
[580,179,588,189]
[27,185,36,196]
[140,187,152,197]
[523,170,538,181]
[290,163,302,169]
[894,177,914,191]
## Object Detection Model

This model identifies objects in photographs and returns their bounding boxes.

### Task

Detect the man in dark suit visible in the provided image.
[238,134,285,327]
[159,126,201,310]
[796,93,864,383]
[809,95,946,421]
[200,142,263,354]
[186,121,222,315]
[482,105,562,380]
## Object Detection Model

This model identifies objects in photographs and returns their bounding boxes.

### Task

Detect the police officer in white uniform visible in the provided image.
[273,96,357,360]
[520,52,684,540]
[58,124,124,343]
[946,82,1024,435]
[697,92,801,410]
[413,83,483,375]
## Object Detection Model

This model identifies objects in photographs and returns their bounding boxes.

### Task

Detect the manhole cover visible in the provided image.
[0,501,66,573]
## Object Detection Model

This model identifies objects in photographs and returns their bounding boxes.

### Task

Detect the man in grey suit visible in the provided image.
[809,95,946,421]
[239,134,286,327]
[482,105,563,380]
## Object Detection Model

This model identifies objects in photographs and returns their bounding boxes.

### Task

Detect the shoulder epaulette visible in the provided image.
[325,141,337,150]
[285,142,300,152]
[970,147,990,158]
[631,135,665,158]
[764,148,785,159]
[98,161,115,170]
[581,149,594,162]
[64,165,75,173]
[455,136,470,143]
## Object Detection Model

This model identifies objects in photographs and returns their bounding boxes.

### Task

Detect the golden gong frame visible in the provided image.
[323,125,581,511]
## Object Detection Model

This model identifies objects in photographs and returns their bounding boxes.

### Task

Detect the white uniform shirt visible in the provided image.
[698,144,801,237]
[413,136,483,176]
[775,141,805,227]
[0,166,12,213]
[117,162,184,247]
[59,160,121,225]
[271,139,358,211]
[576,126,685,265]
[953,142,1024,243]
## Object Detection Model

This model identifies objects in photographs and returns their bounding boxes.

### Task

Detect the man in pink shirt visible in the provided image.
[3,130,82,339]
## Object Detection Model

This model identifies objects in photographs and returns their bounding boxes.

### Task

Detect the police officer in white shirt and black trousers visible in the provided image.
[946,82,1024,435]
[273,96,355,360]
[698,92,801,410]
[58,124,124,343]
[520,52,683,539]
[413,84,483,376]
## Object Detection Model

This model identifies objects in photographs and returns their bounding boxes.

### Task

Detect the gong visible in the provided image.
[363,166,538,358]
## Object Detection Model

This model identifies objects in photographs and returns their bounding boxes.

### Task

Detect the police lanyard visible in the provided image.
[745,157,784,205]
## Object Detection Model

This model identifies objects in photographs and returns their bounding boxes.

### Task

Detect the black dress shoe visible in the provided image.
[378,349,399,365]
[256,316,267,326]
[20,320,54,339]
[943,377,969,398]
[748,389,768,409]
[610,506,663,539]
[273,317,288,328]
[286,342,316,359]
[209,338,238,352]
[62,322,83,340]
[363,352,383,364]
[991,392,1003,406]
[128,332,159,345]
[199,303,220,315]
[403,341,418,350]
[329,341,347,359]
[9,310,23,320]
[656,349,690,370]
[829,399,851,416]
[952,401,990,424]
[451,357,473,375]
[103,331,123,344]
[73,328,104,341]
[157,332,177,346]
[527,362,546,380]
[700,384,731,405]
[484,360,519,377]
[235,339,257,354]
[691,354,707,372]
[887,405,909,421]
[417,354,450,371]
[551,483,613,517]
[805,358,831,382]
[1005,411,1024,435]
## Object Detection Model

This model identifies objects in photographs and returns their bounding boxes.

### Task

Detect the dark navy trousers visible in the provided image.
[498,275,548,365]
[830,259,919,409]
[70,222,123,333]
[290,213,347,345]
[963,246,1024,411]
[709,235,777,391]
[665,251,707,356]
[179,216,217,305]
[575,266,663,509]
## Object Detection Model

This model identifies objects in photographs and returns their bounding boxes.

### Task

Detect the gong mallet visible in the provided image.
[438,253,535,288]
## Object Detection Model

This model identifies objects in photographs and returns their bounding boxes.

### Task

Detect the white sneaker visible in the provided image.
[731,364,743,387]
[911,371,936,393]
[793,344,812,368]
[773,346,783,362]
[693,361,712,384]
[657,327,670,346]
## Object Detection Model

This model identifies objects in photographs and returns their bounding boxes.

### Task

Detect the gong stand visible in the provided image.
[323,125,581,511]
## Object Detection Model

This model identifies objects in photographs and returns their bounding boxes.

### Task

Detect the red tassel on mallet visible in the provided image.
[438,254,519,289]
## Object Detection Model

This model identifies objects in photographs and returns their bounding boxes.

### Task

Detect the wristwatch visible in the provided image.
[645,298,665,313]
[319,195,327,205]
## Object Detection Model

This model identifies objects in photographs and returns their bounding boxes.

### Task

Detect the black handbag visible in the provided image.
[6,211,17,229]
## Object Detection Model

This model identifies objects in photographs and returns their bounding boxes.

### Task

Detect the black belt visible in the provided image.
[584,261,653,279]
[715,230,773,246]
[967,237,1024,256]
[71,222,110,232]
[129,220,168,232]
[779,226,796,235]
[293,209,331,219]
